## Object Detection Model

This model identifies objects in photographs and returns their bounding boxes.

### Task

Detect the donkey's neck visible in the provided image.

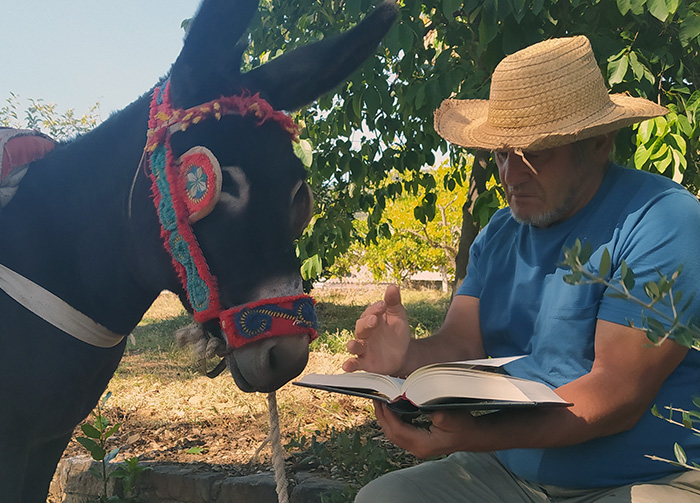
[0,93,179,334]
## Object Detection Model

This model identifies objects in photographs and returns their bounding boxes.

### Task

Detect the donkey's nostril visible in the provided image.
[230,334,310,393]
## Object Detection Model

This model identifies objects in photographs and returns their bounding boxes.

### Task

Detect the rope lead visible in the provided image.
[268,391,289,503]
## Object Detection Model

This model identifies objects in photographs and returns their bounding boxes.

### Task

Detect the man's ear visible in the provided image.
[590,132,616,165]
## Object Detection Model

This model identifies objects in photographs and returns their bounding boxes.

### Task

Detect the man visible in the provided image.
[344,36,700,502]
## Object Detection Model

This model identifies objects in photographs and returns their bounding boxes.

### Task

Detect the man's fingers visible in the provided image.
[354,313,378,338]
[342,358,359,372]
[383,284,404,314]
[359,300,386,319]
[345,339,365,356]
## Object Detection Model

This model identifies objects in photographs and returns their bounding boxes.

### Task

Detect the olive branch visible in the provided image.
[561,239,700,471]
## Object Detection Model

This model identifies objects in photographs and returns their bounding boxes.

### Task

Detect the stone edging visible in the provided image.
[50,456,347,503]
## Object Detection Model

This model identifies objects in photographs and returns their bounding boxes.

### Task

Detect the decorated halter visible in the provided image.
[144,79,317,349]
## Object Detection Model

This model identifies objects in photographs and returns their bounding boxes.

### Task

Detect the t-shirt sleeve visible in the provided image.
[598,189,700,330]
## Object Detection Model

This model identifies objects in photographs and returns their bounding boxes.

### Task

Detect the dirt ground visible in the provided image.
[59,351,380,475]
[56,288,423,490]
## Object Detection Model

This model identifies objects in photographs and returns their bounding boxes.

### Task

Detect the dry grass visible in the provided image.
[61,289,382,468]
[57,284,447,497]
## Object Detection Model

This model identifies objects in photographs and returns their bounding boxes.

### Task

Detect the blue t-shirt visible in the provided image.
[458,163,700,488]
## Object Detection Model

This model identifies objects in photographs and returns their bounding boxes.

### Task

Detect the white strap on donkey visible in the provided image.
[0,263,124,347]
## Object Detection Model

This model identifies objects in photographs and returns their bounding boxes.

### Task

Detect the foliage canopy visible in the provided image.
[245,0,700,281]
[0,93,100,142]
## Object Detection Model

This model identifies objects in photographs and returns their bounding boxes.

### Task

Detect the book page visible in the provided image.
[405,370,531,406]
[416,355,525,374]
[296,372,405,401]
[507,376,569,403]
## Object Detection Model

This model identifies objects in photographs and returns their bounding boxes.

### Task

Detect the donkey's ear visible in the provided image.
[169,0,259,109]
[242,1,399,111]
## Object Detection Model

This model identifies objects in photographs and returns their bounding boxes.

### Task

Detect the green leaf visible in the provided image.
[621,260,636,290]
[77,437,106,461]
[510,0,527,23]
[646,316,667,335]
[293,139,314,168]
[628,52,644,81]
[478,2,498,46]
[608,54,629,85]
[651,404,662,418]
[637,119,654,143]
[655,149,673,174]
[644,280,661,300]
[666,0,680,15]
[674,442,688,465]
[563,272,583,284]
[398,22,414,50]
[186,446,204,454]
[413,205,426,224]
[443,0,463,19]
[415,85,426,110]
[616,0,631,15]
[365,86,381,117]
[650,142,669,161]
[383,23,401,56]
[599,248,611,279]
[674,326,695,348]
[647,0,669,21]
[580,241,593,265]
[645,328,660,344]
[629,0,646,15]
[81,424,102,440]
[352,93,362,119]
[687,91,700,114]
[634,145,650,169]
[104,423,122,440]
[678,11,700,47]
[300,254,323,281]
[669,133,687,154]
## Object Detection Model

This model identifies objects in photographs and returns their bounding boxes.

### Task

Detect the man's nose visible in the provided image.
[500,152,534,186]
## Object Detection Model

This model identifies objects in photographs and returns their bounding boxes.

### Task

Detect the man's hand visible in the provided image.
[342,284,412,376]
[374,401,482,459]
[374,320,690,457]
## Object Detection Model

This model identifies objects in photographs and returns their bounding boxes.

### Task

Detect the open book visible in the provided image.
[294,356,570,414]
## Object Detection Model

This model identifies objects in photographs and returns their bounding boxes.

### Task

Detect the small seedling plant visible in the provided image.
[287,425,417,502]
[562,239,700,471]
[75,391,150,502]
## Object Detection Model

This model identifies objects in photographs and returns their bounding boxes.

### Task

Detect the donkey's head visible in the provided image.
[145,0,397,392]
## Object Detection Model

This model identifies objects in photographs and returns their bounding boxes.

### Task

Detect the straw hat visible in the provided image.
[434,36,668,151]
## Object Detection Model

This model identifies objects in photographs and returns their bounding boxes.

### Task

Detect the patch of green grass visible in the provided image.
[312,287,451,353]
[287,424,418,501]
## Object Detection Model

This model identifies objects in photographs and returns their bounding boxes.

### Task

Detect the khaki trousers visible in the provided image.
[355,452,700,502]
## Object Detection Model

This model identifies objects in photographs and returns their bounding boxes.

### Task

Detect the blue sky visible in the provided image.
[1,0,201,118]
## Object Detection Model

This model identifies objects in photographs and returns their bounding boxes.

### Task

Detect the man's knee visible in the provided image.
[355,469,429,503]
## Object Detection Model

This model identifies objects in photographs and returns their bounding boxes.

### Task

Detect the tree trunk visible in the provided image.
[453,151,491,294]
[440,264,449,293]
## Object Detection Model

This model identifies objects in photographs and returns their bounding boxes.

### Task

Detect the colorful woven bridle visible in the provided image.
[144,79,317,349]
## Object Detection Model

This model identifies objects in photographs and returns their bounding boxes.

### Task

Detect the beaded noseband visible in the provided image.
[145,80,317,349]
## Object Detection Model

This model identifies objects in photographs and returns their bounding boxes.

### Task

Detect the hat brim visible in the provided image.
[434,94,668,151]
